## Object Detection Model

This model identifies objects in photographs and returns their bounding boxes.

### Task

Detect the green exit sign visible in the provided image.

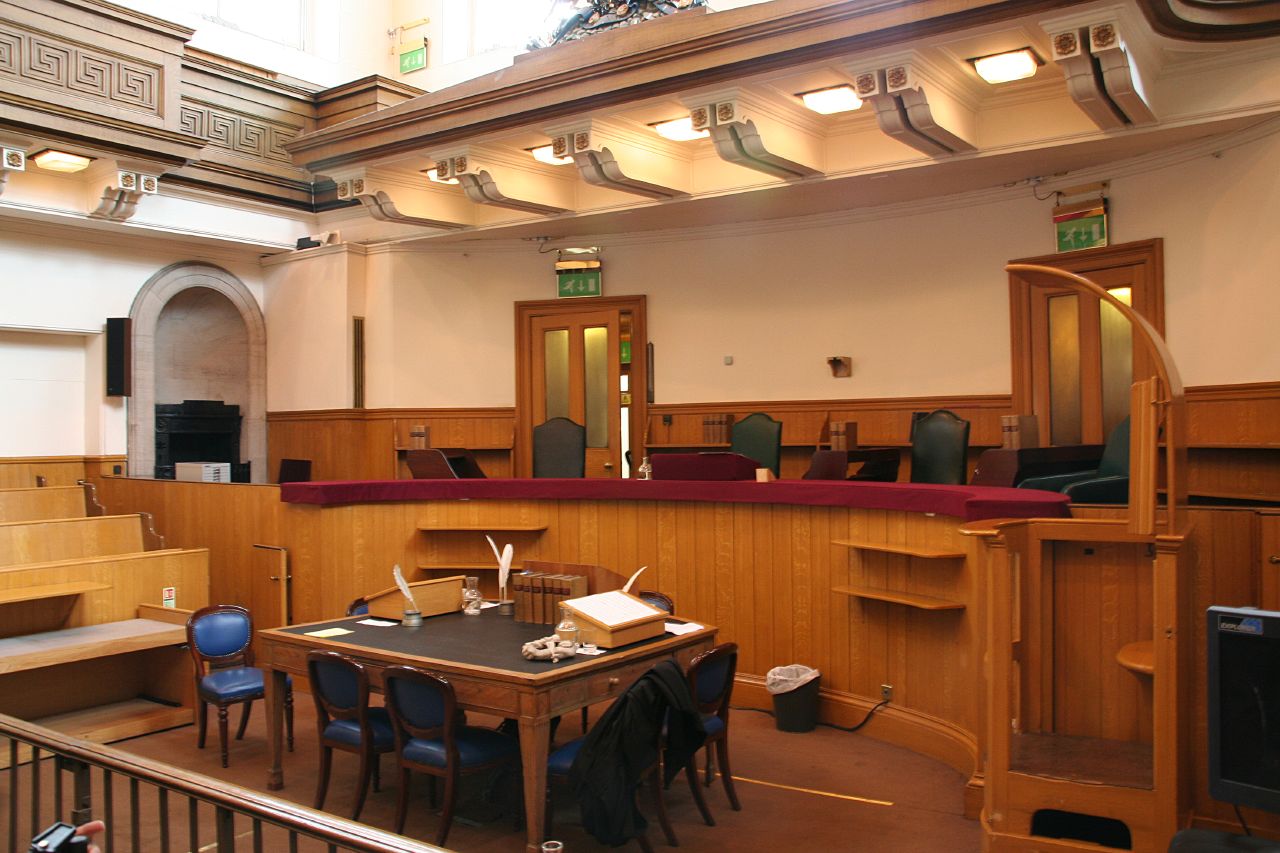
[399,46,426,74]
[557,269,602,298]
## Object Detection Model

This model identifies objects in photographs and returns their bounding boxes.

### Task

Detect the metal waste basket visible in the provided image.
[766,665,821,732]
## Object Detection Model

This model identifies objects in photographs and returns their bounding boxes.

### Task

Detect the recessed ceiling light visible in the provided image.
[528,145,574,166]
[648,117,709,142]
[969,48,1043,84]
[423,167,459,185]
[797,84,863,114]
[31,149,93,173]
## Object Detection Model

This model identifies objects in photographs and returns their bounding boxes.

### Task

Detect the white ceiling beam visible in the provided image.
[684,89,823,180]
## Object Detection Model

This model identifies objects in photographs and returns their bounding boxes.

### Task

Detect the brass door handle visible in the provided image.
[1270,556,1280,564]
[603,462,614,470]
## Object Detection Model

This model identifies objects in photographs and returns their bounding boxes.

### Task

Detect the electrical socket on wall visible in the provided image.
[881,684,893,702]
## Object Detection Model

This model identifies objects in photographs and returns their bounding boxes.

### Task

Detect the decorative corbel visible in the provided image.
[0,146,25,196]
[437,153,571,216]
[851,59,977,157]
[86,160,161,222]
[1089,21,1156,125]
[332,169,468,230]
[687,93,822,179]
[550,124,688,200]
[1045,13,1156,129]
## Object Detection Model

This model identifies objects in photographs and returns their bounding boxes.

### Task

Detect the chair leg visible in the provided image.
[428,775,438,809]
[394,768,412,835]
[353,746,374,822]
[216,705,230,768]
[637,831,656,853]
[314,745,332,811]
[703,748,715,787]
[647,767,678,847]
[714,738,740,811]
[684,760,715,827]
[436,770,457,848]
[581,706,589,733]
[235,700,253,740]
[372,753,382,793]
[285,687,295,751]
[196,700,208,749]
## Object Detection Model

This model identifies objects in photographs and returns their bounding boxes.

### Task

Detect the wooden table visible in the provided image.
[258,608,716,853]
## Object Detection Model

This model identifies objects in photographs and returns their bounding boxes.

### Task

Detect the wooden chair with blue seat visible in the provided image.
[1018,416,1131,502]
[186,603,293,768]
[382,664,520,846]
[729,412,782,477]
[533,417,587,477]
[684,642,741,817]
[909,409,971,485]
[307,650,396,820]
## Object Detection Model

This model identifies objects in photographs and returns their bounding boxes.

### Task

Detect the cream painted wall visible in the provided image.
[272,125,1280,411]
[0,222,266,456]
[262,246,362,410]
[0,331,87,456]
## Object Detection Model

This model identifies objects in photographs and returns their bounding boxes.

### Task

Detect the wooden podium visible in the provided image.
[364,576,463,620]
[561,590,666,648]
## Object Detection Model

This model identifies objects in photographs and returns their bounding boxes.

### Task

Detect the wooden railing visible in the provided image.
[0,714,447,853]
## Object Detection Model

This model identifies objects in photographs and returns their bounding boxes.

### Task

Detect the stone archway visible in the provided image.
[128,263,266,482]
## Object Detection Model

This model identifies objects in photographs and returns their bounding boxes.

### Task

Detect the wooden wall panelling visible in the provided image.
[1263,512,1280,611]
[1184,448,1280,503]
[0,458,87,489]
[1185,382,1280,447]
[0,515,145,567]
[0,486,86,522]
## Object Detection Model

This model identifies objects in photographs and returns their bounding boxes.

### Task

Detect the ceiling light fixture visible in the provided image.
[648,117,709,142]
[423,167,459,185]
[528,145,574,166]
[969,48,1043,84]
[797,84,863,114]
[31,149,93,173]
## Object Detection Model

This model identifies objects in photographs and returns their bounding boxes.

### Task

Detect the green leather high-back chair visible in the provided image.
[909,409,971,485]
[729,413,782,477]
[1018,417,1130,502]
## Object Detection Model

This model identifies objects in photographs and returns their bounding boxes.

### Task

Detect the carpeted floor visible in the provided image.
[102,698,980,852]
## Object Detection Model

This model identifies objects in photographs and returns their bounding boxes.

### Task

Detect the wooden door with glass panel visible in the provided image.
[517,296,647,479]
[1010,240,1164,447]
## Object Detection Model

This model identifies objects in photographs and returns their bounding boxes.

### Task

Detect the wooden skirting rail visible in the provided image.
[0,713,447,853]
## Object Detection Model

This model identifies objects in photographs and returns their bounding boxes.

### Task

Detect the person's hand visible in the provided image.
[74,820,104,853]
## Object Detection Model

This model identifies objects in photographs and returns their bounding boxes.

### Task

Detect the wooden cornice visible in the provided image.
[1135,0,1280,40]
[285,0,1085,172]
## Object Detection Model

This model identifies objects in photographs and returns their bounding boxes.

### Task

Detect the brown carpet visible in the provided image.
[88,697,980,853]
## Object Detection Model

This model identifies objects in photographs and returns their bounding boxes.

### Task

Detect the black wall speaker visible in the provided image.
[106,317,132,397]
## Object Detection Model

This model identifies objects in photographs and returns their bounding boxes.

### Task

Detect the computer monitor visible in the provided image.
[1207,605,1280,814]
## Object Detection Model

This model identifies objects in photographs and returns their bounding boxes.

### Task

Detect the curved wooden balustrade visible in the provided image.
[0,713,446,853]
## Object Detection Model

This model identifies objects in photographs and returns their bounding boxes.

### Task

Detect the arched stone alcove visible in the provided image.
[128,263,266,482]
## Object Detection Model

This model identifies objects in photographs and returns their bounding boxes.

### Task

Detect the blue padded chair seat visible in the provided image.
[323,707,394,749]
[199,667,266,703]
[547,737,585,777]
[701,714,725,738]
[402,727,517,769]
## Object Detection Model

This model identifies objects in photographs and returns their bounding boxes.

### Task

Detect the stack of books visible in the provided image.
[702,414,734,444]
[1000,415,1040,449]
[828,421,857,450]
[513,571,588,624]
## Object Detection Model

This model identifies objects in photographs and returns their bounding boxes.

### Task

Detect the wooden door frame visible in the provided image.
[1009,239,1164,446]
[514,295,648,477]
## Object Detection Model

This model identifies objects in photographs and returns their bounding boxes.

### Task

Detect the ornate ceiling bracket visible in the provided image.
[549,123,689,200]
[1047,19,1157,130]
[332,169,468,230]
[852,59,978,157]
[86,160,163,222]
[436,153,571,216]
[687,93,823,180]
[0,144,25,197]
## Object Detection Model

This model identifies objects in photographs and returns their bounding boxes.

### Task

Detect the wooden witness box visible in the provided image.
[561,590,667,648]
[364,575,463,620]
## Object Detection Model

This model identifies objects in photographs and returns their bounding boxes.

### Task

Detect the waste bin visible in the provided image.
[766,665,821,732]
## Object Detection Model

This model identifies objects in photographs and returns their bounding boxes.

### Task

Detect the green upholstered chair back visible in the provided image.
[909,409,971,485]
[1098,417,1131,477]
[533,417,586,477]
[729,413,782,477]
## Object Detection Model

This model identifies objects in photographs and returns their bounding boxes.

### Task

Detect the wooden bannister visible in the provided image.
[0,713,446,853]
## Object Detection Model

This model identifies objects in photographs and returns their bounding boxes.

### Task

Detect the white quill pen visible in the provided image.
[622,565,647,593]
[392,564,419,611]
[486,535,514,598]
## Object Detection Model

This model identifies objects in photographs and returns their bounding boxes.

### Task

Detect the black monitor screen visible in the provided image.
[1207,606,1280,813]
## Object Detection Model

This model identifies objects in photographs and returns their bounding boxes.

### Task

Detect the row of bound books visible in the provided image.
[828,421,858,450]
[513,572,588,624]
[702,414,734,444]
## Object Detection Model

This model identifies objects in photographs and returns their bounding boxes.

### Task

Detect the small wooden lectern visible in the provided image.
[561,590,666,648]
[364,575,464,620]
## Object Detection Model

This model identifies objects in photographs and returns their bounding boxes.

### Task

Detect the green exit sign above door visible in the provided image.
[557,269,602,298]
[399,46,426,74]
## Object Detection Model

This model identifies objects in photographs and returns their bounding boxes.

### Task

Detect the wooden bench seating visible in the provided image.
[0,513,163,567]
[0,618,187,675]
[0,485,87,522]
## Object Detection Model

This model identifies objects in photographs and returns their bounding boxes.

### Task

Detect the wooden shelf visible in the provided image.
[1116,640,1154,675]
[1010,732,1152,789]
[833,539,964,560]
[832,585,964,611]
[418,562,496,571]
[0,619,186,675]
[0,581,112,606]
[417,523,547,532]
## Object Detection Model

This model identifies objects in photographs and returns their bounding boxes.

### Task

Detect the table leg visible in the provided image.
[518,716,551,853]
[265,667,286,791]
